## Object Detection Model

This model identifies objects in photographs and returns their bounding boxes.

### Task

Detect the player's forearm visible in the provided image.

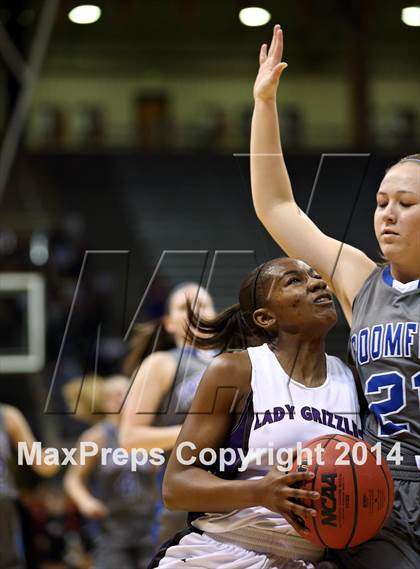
[64,471,92,507]
[163,467,261,512]
[120,424,180,452]
[31,454,60,477]
[250,97,295,219]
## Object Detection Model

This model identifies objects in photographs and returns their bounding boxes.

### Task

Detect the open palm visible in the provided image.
[253,25,288,101]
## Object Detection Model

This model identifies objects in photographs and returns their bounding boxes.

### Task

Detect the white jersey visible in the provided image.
[192,344,361,561]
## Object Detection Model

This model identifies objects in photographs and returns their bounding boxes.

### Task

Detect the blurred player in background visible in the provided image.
[120,283,215,545]
[63,375,155,569]
[250,24,420,569]
[0,403,59,569]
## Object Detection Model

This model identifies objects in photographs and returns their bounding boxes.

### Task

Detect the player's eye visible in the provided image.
[287,277,301,285]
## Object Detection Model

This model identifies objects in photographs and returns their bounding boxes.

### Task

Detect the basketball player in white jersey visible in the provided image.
[250,25,420,568]
[148,258,360,568]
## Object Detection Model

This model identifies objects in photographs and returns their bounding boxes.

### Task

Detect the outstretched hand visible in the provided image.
[253,24,288,102]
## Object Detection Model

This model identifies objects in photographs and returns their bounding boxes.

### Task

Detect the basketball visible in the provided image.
[291,434,394,549]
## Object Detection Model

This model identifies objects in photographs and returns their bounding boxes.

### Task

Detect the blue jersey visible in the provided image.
[350,266,420,478]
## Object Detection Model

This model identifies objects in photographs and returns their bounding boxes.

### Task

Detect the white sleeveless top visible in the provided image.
[192,344,362,561]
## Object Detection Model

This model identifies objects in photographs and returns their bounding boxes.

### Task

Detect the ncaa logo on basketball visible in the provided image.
[320,472,337,528]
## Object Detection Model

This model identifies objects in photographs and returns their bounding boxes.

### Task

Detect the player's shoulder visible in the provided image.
[138,350,178,380]
[335,246,377,310]
[143,349,177,367]
[130,349,178,396]
[79,422,108,446]
[210,349,250,371]
[203,350,251,387]
[2,404,24,428]
[353,263,383,298]
[190,351,251,412]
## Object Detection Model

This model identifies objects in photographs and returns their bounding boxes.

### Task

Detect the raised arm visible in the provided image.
[162,352,318,529]
[119,351,182,452]
[251,25,376,323]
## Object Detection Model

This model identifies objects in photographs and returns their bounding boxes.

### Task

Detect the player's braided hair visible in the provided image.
[186,260,279,352]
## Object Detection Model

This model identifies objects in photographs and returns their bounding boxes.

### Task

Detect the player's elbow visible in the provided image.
[253,200,284,228]
[252,200,268,223]
[33,462,59,478]
[118,425,134,451]
[162,471,183,511]
[162,476,177,510]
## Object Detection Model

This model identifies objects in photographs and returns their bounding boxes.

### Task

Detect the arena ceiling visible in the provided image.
[0,0,419,76]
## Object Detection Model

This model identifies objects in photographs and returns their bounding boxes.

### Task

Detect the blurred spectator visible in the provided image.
[32,105,67,149]
[134,93,172,149]
[74,106,106,147]
[196,104,228,149]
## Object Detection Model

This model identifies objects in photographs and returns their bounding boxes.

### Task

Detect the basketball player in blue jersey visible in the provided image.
[120,283,216,545]
[250,25,419,569]
[149,257,359,569]
[0,403,59,568]
[63,375,155,569]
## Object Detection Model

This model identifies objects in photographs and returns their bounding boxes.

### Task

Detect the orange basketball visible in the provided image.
[291,434,394,549]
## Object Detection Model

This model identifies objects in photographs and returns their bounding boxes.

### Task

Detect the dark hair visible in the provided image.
[122,320,175,377]
[186,260,281,352]
[122,282,203,377]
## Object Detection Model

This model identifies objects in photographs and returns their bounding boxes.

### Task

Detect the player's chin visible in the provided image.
[378,241,402,262]
[313,305,337,328]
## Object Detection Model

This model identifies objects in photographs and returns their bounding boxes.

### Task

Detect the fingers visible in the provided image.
[289,488,320,501]
[289,500,317,519]
[273,26,284,62]
[267,26,276,57]
[283,512,309,535]
[280,471,314,486]
[259,43,267,65]
[268,24,281,57]
[273,62,288,79]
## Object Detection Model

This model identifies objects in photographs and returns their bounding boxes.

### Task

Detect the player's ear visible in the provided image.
[253,308,276,331]
[163,315,175,334]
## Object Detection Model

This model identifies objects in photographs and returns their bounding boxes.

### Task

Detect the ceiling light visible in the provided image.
[68,5,101,25]
[401,6,420,26]
[239,7,271,27]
